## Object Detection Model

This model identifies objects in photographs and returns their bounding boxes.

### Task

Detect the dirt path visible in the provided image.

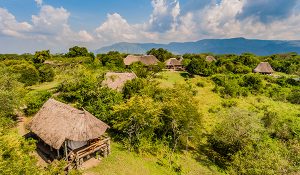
[16,112,28,136]
[16,113,48,167]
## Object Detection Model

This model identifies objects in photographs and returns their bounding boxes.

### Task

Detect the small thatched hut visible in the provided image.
[124,55,160,66]
[102,72,137,91]
[165,58,183,70]
[253,62,274,74]
[30,99,110,168]
[206,56,216,62]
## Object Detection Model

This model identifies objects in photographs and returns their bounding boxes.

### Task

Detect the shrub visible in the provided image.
[196,81,205,87]
[38,65,55,82]
[9,63,40,86]
[33,50,50,63]
[24,90,52,116]
[207,108,264,166]
[241,74,263,92]
[287,89,300,104]
[221,100,237,108]
[228,139,291,175]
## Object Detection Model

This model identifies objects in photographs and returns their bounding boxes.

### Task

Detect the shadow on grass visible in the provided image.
[180,72,194,78]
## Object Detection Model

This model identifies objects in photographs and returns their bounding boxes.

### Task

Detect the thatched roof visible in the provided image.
[30,99,109,149]
[254,62,274,74]
[102,72,137,91]
[206,56,216,62]
[165,58,182,66]
[124,55,159,66]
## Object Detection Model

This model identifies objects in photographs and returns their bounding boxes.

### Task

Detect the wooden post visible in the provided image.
[57,149,60,158]
[64,141,68,159]
[107,139,111,155]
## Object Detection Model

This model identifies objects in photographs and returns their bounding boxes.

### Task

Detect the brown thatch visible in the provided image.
[30,99,109,149]
[254,62,274,74]
[206,56,216,62]
[165,58,182,66]
[124,55,160,66]
[102,72,137,91]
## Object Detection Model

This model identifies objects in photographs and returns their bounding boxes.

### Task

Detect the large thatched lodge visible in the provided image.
[124,55,160,66]
[29,99,110,169]
[102,72,137,91]
[253,62,274,74]
[165,58,183,70]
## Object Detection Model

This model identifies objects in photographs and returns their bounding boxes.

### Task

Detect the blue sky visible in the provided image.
[0,0,300,53]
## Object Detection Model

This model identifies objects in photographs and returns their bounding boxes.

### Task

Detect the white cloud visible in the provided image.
[2,0,300,53]
[95,13,137,41]
[0,8,32,38]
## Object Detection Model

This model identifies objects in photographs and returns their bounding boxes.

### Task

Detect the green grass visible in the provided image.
[156,71,188,88]
[85,142,221,175]
[28,80,60,91]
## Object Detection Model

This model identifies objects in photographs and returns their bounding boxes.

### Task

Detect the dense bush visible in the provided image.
[24,90,52,116]
[38,65,55,82]
[57,69,123,122]
[287,89,300,104]
[66,46,94,58]
[97,51,125,69]
[9,62,40,86]
[207,108,264,167]
[146,48,174,62]
[33,50,50,64]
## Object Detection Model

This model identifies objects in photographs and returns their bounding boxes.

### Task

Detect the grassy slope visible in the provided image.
[85,142,220,175]
[85,71,223,175]
[30,70,299,175]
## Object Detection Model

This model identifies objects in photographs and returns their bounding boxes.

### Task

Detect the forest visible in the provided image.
[0,47,299,175]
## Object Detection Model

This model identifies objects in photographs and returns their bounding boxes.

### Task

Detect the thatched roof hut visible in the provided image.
[102,72,137,91]
[124,55,159,66]
[254,62,274,74]
[30,99,109,150]
[165,58,182,67]
[206,56,216,62]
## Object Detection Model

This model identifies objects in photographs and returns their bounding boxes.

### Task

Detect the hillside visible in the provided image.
[0,49,299,175]
[95,38,300,55]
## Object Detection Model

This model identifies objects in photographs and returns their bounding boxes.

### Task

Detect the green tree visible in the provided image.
[66,46,90,57]
[33,50,50,64]
[208,108,264,166]
[97,51,125,69]
[112,96,162,151]
[228,139,291,175]
[38,65,55,82]
[146,48,174,62]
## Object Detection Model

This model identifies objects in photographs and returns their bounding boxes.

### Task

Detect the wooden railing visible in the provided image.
[64,136,110,170]
[75,137,110,159]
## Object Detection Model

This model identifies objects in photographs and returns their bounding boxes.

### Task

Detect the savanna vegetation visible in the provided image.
[0,47,299,175]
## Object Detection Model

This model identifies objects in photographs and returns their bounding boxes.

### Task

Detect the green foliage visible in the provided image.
[186,57,215,76]
[0,129,40,175]
[57,68,123,122]
[241,74,263,92]
[66,46,90,58]
[228,139,291,175]
[128,62,149,78]
[97,51,125,69]
[207,108,264,167]
[4,60,40,86]
[287,88,300,104]
[33,50,50,63]
[146,48,174,62]
[0,66,24,118]
[112,96,162,152]
[123,78,147,99]
[38,65,55,82]
[24,90,52,116]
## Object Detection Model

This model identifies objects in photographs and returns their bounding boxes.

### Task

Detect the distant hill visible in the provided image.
[95,37,300,55]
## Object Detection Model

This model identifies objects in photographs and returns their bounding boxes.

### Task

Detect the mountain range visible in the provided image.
[95,37,300,55]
